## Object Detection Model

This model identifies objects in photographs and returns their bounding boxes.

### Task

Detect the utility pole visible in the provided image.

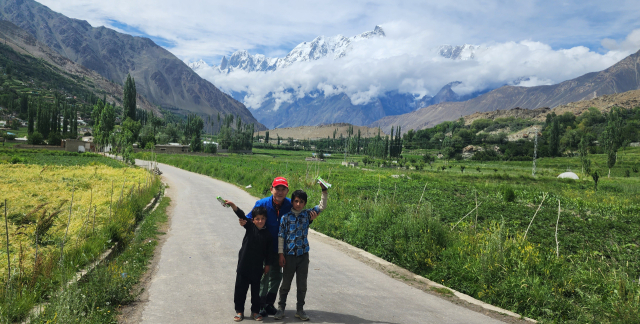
[532,127,538,176]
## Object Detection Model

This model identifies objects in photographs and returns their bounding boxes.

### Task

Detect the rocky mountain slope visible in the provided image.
[0,20,160,114]
[370,48,640,133]
[0,0,265,129]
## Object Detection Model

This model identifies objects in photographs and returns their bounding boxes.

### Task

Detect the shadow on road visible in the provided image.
[266,310,399,324]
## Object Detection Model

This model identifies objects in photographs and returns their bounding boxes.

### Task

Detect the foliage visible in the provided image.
[123,74,137,121]
[27,131,44,145]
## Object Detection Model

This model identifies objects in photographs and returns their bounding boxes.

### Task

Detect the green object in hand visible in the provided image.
[217,196,229,207]
[315,176,332,189]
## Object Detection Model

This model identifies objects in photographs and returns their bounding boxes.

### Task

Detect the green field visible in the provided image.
[137,148,640,323]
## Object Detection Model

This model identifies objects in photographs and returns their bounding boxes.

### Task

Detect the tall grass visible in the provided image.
[0,171,161,323]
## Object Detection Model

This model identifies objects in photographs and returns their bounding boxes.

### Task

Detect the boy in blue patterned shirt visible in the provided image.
[273,183,328,321]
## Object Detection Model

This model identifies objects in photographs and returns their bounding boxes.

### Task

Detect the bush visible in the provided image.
[501,186,516,202]
[1,132,16,140]
[204,143,217,154]
[27,131,44,145]
[625,169,631,177]
[47,131,62,146]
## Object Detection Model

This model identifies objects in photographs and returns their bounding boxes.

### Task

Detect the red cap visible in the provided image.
[272,177,288,188]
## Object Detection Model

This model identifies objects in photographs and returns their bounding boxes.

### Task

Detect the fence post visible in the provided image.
[60,186,74,266]
[4,199,10,287]
[555,199,561,258]
[110,180,114,220]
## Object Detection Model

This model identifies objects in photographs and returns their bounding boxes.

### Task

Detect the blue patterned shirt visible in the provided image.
[278,206,320,256]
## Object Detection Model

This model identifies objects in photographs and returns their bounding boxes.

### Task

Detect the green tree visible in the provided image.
[265,131,270,144]
[600,109,623,178]
[549,118,560,157]
[124,74,137,121]
[578,136,590,178]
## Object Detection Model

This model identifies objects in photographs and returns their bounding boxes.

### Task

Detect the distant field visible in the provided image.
[139,148,640,323]
[253,123,388,141]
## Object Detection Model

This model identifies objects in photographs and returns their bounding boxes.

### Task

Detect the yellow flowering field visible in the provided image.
[0,164,150,280]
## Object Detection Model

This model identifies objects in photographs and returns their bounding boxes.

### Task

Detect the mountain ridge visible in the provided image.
[0,0,266,129]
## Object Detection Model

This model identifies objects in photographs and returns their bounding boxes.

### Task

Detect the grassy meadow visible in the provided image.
[0,149,161,322]
[137,148,640,323]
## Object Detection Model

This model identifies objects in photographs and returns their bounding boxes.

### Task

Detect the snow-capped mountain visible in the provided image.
[188,25,386,73]
[185,27,489,129]
[437,44,478,60]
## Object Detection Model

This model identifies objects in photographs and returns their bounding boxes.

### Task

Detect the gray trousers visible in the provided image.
[278,253,310,311]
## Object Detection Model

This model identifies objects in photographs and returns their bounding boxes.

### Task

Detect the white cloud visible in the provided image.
[196,29,634,109]
[602,29,640,51]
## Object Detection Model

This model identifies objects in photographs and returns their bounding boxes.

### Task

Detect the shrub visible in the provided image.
[625,169,631,177]
[501,186,516,202]
[47,131,62,146]
[204,143,217,154]
[460,165,466,173]
[27,131,44,145]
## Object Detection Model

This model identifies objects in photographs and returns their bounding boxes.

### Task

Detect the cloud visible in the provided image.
[38,0,640,64]
[196,29,634,109]
[602,29,640,51]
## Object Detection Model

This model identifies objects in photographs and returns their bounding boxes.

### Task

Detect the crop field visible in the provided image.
[0,149,158,322]
[138,149,640,323]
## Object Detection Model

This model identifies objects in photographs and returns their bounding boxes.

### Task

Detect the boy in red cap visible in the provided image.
[241,177,318,317]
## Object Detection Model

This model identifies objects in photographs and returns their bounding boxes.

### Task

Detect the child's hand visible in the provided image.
[279,254,286,267]
[224,200,237,211]
[309,210,319,221]
[319,182,327,190]
[264,265,270,274]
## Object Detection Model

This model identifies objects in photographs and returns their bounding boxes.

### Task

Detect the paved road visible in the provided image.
[137,162,507,324]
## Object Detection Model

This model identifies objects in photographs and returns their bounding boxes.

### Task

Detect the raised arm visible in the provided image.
[309,184,329,221]
[225,200,250,225]
[227,199,250,226]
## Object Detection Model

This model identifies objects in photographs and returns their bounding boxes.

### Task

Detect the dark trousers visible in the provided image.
[278,253,310,311]
[234,272,262,314]
[260,259,282,306]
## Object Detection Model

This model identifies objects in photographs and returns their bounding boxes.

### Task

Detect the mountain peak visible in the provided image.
[192,26,385,74]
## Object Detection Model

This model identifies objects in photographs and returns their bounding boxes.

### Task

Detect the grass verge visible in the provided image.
[23,191,169,323]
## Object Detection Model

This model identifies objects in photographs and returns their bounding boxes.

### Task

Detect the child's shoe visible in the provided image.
[264,304,278,315]
[273,307,285,320]
[295,310,309,321]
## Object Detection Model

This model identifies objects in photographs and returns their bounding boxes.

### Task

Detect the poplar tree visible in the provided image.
[124,74,137,121]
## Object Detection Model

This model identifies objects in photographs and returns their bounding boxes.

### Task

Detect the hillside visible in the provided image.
[371,48,640,133]
[0,20,159,114]
[0,0,266,130]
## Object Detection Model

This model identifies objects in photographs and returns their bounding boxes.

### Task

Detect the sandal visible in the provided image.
[234,313,244,322]
[252,313,263,321]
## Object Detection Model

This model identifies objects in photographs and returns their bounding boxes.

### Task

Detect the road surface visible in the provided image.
[134,161,510,324]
